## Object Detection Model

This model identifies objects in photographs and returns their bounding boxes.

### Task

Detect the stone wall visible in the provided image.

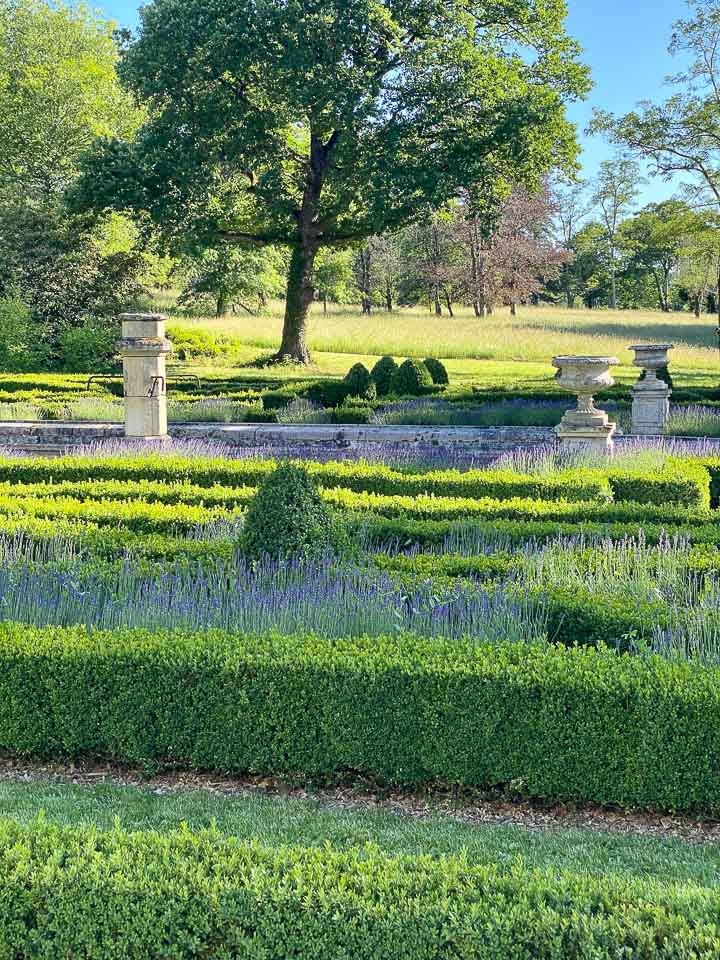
[0,420,555,461]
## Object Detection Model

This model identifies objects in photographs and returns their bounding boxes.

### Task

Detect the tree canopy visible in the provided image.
[75,0,590,361]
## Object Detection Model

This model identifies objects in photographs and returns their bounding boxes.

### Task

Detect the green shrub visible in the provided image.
[423,357,449,385]
[241,463,343,560]
[343,362,375,399]
[0,299,49,372]
[609,459,710,510]
[390,359,433,396]
[57,318,117,373]
[2,818,718,958]
[305,379,352,407]
[2,623,720,812]
[370,356,399,396]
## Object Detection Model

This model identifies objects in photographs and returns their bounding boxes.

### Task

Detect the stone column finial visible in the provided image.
[629,344,673,436]
[552,355,619,452]
[118,313,172,439]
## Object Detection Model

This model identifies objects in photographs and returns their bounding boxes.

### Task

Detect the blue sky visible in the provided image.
[98,0,690,205]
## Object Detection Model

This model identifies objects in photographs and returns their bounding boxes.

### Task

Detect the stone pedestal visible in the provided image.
[629,343,673,436]
[552,355,619,453]
[118,314,172,439]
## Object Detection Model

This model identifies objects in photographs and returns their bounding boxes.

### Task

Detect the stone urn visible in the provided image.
[552,355,619,451]
[629,343,673,435]
[629,343,674,381]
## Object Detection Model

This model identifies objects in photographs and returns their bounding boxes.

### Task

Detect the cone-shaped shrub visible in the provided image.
[423,357,449,385]
[390,358,433,396]
[370,356,398,396]
[241,462,342,560]
[344,362,375,399]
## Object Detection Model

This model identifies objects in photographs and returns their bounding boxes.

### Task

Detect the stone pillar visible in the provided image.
[118,313,172,439]
[629,343,673,436]
[552,355,619,453]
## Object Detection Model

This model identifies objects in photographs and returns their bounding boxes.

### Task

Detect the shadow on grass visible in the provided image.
[523,317,718,350]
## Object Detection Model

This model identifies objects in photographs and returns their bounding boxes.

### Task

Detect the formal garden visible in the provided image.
[7,0,720,954]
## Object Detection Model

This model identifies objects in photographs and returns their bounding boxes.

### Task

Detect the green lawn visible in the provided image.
[1,777,718,888]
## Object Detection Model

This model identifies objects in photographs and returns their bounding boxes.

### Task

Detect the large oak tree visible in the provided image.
[76,0,589,362]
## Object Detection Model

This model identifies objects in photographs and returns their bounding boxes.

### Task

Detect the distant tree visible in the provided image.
[621,200,704,312]
[491,186,570,314]
[590,156,642,309]
[314,248,354,313]
[74,0,589,362]
[553,179,592,306]
[402,212,463,316]
[367,235,401,312]
[591,0,720,319]
[676,214,720,316]
[178,245,285,317]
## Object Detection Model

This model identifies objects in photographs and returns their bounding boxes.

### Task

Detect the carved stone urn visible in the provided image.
[629,344,673,436]
[552,355,619,451]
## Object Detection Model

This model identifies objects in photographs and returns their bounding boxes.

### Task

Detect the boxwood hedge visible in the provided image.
[2,819,719,958]
[1,624,720,813]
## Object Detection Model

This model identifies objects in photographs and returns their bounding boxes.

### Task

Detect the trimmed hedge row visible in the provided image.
[4,479,709,527]
[0,820,718,958]
[0,453,614,502]
[1,623,720,813]
[5,453,710,507]
[0,495,240,534]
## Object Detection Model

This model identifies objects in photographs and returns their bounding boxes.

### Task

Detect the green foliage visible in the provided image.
[390,359,434,396]
[0,298,48,371]
[0,454,617,502]
[241,463,341,560]
[177,244,285,317]
[370,356,399,397]
[2,817,719,957]
[57,318,117,373]
[2,623,720,813]
[343,362,375,399]
[423,357,449,385]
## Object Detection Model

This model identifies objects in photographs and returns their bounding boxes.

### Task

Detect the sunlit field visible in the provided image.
[169,299,720,374]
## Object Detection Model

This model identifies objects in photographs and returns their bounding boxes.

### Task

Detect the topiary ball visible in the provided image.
[344,362,374,398]
[390,358,434,396]
[423,357,449,386]
[241,462,344,560]
[370,356,399,397]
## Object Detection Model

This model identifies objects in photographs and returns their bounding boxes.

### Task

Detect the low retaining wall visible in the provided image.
[0,420,554,460]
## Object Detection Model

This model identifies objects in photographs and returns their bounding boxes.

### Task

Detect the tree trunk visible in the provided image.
[323,295,328,314]
[385,282,393,312]
[510,302,517,316]
[610,264,617,310]
[276,243,316,363]
[433,289,442,316]
[216,294,227,318]
[443,290,454,317]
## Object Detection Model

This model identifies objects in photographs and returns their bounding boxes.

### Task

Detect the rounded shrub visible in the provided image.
[370,356,399,397]
[423,357,449,386]
[343,362,375,399]
[390,358,434,396]
[241,462,344,560]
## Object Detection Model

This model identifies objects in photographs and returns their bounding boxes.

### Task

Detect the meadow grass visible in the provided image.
[161,297,720,371]
[0,777,719,885]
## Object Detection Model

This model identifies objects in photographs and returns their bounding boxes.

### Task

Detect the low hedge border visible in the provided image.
[3,480,708,526]
[0,454,614,502]
[0,819,717,958]
[1,623,720,813]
